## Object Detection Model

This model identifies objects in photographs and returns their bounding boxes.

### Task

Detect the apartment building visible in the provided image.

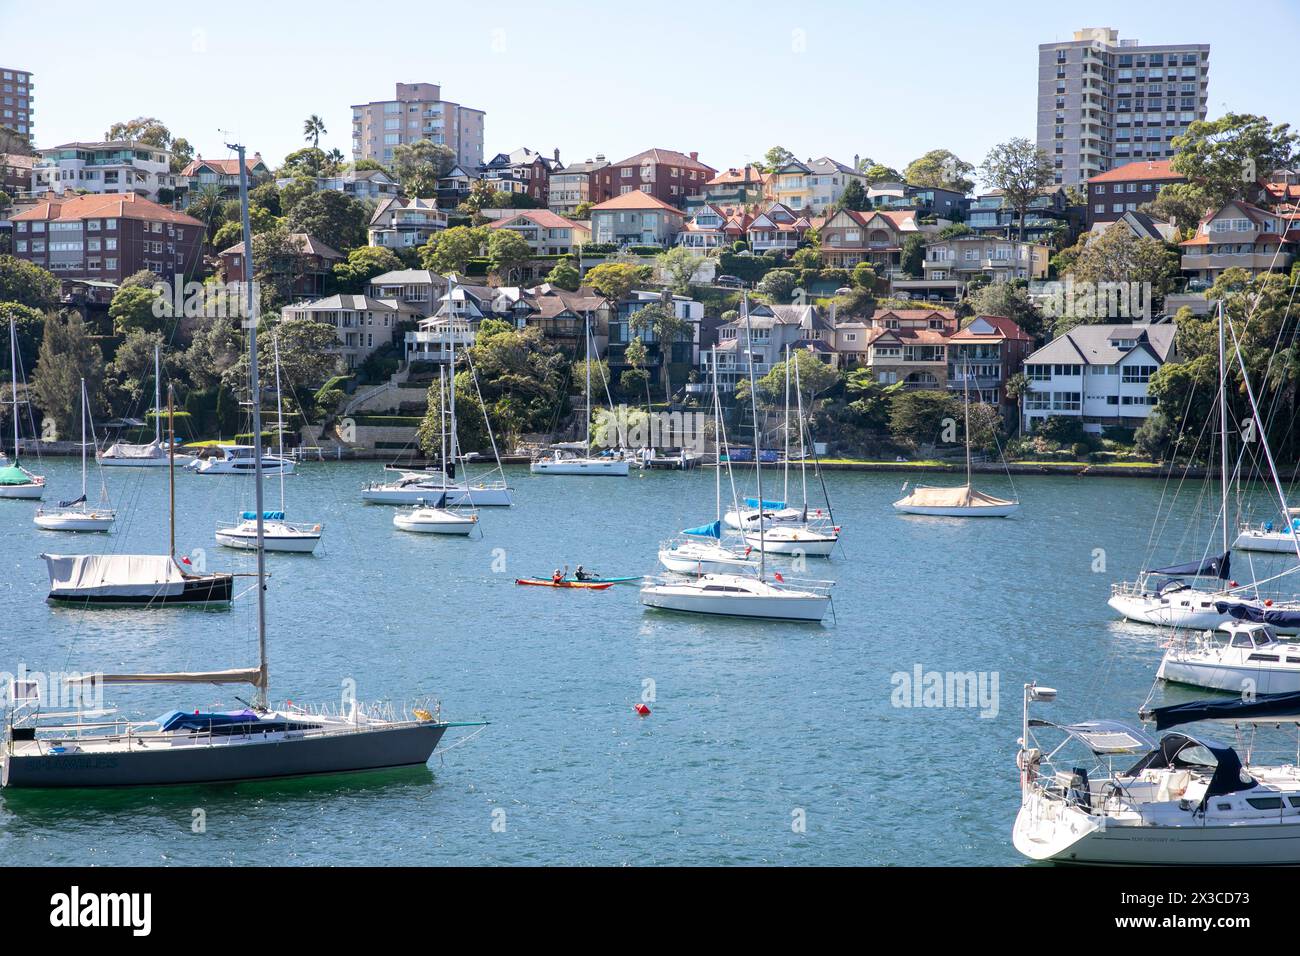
[0,68,34,142]
[367,197,447,250]
[921,236,1050,292]
[1086,158,1186,226]
[10,192,204,282]
[33,141,174,201]
[548,155,609,215]
[1038,27,1209,186]
[966,187,1074,244]
[605,148,716,208]
[1021,322,1176,433]
[1178,200,1299,285]
[351,82,485,169]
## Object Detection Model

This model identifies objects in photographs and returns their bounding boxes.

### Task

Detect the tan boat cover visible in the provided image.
[65,668,262,686]
[102,440,165,460]
[896,485,1015,508]
[42,553,186,597]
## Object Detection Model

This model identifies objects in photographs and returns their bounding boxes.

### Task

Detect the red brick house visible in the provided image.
[604,148,717,209]
[946,314,1034,413]
[10,192,204,283]
[220,232,343,301]
[1086,159,1186,227]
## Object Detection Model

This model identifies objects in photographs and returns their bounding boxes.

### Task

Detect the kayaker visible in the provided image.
[552,566,565,585]
[574,565,589,582]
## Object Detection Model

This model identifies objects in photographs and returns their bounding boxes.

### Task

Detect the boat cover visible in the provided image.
[57,494,87,508]
[1125,732,1257,806]
[1214,601,1300,629]
[240,511,286,521]
[42,553,186,597]
[0,463,37,485]
[743,498,786,509]
[102,440,165,459]
[683,520,722,538]
[1152,551,1230,580]
[895,485,1014,508]
[1151,690,1300,730]
[156,709,260,732]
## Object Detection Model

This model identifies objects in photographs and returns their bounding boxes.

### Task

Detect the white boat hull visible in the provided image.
[215,522,323,554]
[100,455,194,468]
[362,484,512,506]
[893,501,1020,517]
[1108,592,1238,631]
[744,530,837,556]
[393,512,477,535]
[530,458,629,476]
[1234,529,1300,554]
[34,511,116,532]
[640,575,830,622]
[1157,653,1300,696]
[658,548,754,576]
[193,458,295,476]
[0,482,44,500]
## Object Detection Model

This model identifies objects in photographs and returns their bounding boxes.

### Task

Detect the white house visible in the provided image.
[1021,323,1177,434]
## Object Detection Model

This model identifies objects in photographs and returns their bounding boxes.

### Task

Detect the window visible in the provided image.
[1122,364,1157,384]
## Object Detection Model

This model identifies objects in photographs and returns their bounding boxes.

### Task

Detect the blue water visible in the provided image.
[0,458,1293,865]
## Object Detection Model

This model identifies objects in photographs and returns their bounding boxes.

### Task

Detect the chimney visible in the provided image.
[689,151,699,161]
[554,147,560,163]
[854,153,860,169]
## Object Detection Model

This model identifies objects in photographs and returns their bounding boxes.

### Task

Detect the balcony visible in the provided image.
[1181,251,1294,272]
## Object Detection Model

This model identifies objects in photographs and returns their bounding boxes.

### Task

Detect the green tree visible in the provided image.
[861,163,903,183]
[979,138,1054,241]
[851,262,877,290]
[0,301,46,372]
[584,262,651,301]
[286,189,369,253]
[620,335,652,406]
[573,201,594,219]
[332,246,403,294]
[630,299,689,403]
[761,146,795,172]
[544,256,581,292]
[1142,182,1211,234]
[303,114,327,148]
[223,318,342,397]
[904,149,975,194]
[279,147,328,179]
[104,117,174,147]
[967,282,1044,340]
[108,283,164,335]
[106,329,166,416]
[1171,112,1299,207]
[420,225,487,274]
[900,234,926,277]
[169,136,194,174]
[656,246,703,294]
[756,268,800,304]
[31,312,104,439]
[837,178,869,212]
[0,255,59,310]
[391,140,456,196]
[888,390,961,448]
[487,228,533,284]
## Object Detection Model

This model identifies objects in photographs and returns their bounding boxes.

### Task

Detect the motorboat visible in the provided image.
[189,444,295,475]
[216,511,323,553]
[1158,621,1300,695]
[1234,513,1300,554]
[639,573,831,621]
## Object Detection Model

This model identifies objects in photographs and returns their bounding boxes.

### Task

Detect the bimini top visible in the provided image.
[1126,732,1258,806]
[1029,718,1155,755]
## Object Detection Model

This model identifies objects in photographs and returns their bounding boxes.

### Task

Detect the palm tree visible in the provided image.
[303,115,327,148]
[630,296,689,406]
[324,148,345,175]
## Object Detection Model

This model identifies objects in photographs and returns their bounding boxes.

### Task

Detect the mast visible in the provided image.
[79,377,87,502]
[584,311,592,450]
[273,333,285,513]
[1217,300,1230,556]
[153,343,162,445]
[794,352,808,513]
[438,363,447,477]
[168,385,175,559]
[711,346,721,523]
[742,294,766,580]
[962,356,973,489]
[8,318,18,462]
[447,273,458,473]
[231,140,269,709]
[782,344,790,505]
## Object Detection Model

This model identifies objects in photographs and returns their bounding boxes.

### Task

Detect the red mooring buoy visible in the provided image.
[635,703,651,716]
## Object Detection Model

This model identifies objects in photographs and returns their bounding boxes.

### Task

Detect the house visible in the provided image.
[608,290,705,387]
[676,203,737,253]
[548,156,610,215]
[946,315,1035,414]
[282,294,424,369]
[177,153,271,205]
[859,309,959,390]
[1086,159,1185,227]
[1088,209,1177,243]
[967,186,1074,244]
[33,141,175,201]
[701,165,767,210]
[368,197,447,250]
[366,269,449,316]
[220,232,343,301]
[867,181,967,220]
[274,168,399,203]
[1021,322,1177,434]
[403,285,481,363]
[10,192,203,282]
[0,152,34,198]
[604,148,717,208]
[481,147,559,205]
[589,192,687,247]
[819,208,923,272]
[437,164,478,206]
[746,202,811,254]
[703,303,831,391]
[511,284,613,354]
[765,157,866,215]
[1179,200,1299,285]
[920,236,1050,295]
[487,209,591,256]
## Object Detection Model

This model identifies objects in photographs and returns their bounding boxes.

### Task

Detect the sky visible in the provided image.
[3,0,1298,181]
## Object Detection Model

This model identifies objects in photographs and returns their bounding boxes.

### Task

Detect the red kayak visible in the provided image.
[515,578,614,590]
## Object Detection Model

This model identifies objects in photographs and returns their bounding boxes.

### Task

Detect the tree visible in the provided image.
[584,262,651,301]
[285,189,369,253]
[169,136,194,174]
[183,317,245,391]
[303,114,327,148]
[900,234,926,277]
[332,246,403,294]
[791,246,821,272]
[391,140,456,196]
[979,138,1054,241]
[544,256,581,292]
[837,178,869,212]
[621,336,652,407]
[108,283,164,335]
[888,390,961,448]
[0,301,47,373]
[457,180,497,222]
[323,148,346,176]
[904,149,975,194]
[851,262,877,290]
[1142,182,1211,234]
[106,329,166,415]
[751,348,839,409]
[573,201,594,220]
[968,283,1044,340]
[31,312,104,439]
[0,255,59,310]
[630,299,689,403]
[761,146,795,172]
[279,147,328,179]
[756,268,800,304]
[421,225,487,274]
[1048,228,1179,332]
[223,318,342,398]
[1171,112,1298,208]
[656,246,703,294]
[861,163,903,183]
[487,229,533,284]
[104,117,173,147]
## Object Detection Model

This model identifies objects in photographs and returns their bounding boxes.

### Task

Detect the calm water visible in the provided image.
[0,457,1292,866]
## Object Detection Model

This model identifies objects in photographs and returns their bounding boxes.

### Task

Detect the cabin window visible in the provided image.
[1246,797,1284,810]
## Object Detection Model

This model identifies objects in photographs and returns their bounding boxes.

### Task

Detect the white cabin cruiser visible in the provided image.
[1159,620,1300,695]
[639,573,832,622]
[189,444,295,476]
[215,510,323,553]
[530,445,631,476]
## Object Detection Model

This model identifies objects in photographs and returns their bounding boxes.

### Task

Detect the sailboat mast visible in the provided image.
[711,346,721,523]
[168,385,175,559]
[273,333,285,513]
[742,295,766,580]
[153,343,161,445]
[794,353,808,510]
[1217,301,1230,556]
[8,318,18,461]
[963,357,973,488]
[584,311,592,449]
[782,345,790,506]
[439,364,447,474]
[448,275,458,469]
[79,377,87,500]
[232,140,269,708]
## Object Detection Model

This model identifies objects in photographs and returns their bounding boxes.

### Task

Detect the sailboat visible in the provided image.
[0,317,44,500]
[659,347,757,576]
[1109,302,1300,630]
[1234,508,1300,553]
[744,347,840,556]
[393,368,479,535]
[40,384,234,607]
[99,343,194,467]
[530,309,630,476]
[641,297,833,622]
[215,333,323,554]
[893,356,1019,517]
[363,281,514,505]
[3,144,480,788]
[34,378,116,532]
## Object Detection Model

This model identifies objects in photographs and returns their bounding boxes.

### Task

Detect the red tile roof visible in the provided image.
[219,232,343,259]
[609,147,714,174]
[11,192,204,226]
[706,165,764,186]
[949,314,1032,342]
[488,209,588,231]
[1088,159,1182,184]
[589,191,686,214]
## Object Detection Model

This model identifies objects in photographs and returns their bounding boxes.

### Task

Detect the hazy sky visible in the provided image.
[4,0,1297,180]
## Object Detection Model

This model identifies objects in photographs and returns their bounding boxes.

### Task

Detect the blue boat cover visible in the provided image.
[241,511,286,521]
[1125,732,1257,806]
[58,494,87,508]
[1150,691,1300,730]
[156,709,260,732]
[414,494,449,508]
[744,497,786,510]
[682,520,722,538]
[1152,551,1230,580]
[1214,601,1300,629]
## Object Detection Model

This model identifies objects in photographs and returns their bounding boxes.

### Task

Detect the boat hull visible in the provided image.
[1157,654,1300,695]
[193,460,295,476]
[394,515,476,535]
[215,528,322,553]
[639,586,828,622]
[658,550,754,575]
[0,482,44,500]
[99,455,194,468]
[1,722,447,788]
[1108,592,1233,631]
[744,532,837,556]
[47,573,234,607]
[893,502,1020,517]
[362,485,512,506]
[530,459,629,476]
[1234,530,1300,554]
[34,512,116,532]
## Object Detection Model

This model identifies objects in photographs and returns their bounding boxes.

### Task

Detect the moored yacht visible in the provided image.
[189,444,295,475]
[1158,621,1300,695]
[639,573,831,621]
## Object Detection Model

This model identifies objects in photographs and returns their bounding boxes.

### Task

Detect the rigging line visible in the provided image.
[1141,369,1203,560]
[460,346,507,485]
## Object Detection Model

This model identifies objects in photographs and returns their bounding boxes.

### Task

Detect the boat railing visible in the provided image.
[214,519,324,535]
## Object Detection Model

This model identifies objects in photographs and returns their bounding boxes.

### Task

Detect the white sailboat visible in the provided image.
[0,316,44,500]
[215,334,323,554]
[99,344,193,467]
[392,369,479,535]
[531,310,630,476]
[189,443,295,476]
[642,297,833,622]
[3,144,482,788]
[1235,510,1300,553]
[34,378,116,532]
[893,356,1019,517]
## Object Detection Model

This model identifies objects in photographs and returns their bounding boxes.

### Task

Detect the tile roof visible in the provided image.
[949,315,1032,342]
[219,232,344,259]
[1088,159,1182,184]
[180,153,267,177]
[609,147,714,173]
[589,191,686,214]
[706,165,765,186]
[488,208,587,231]
[11,192,204,226]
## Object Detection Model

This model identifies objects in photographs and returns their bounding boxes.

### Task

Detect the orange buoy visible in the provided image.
[634,703,650,716]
